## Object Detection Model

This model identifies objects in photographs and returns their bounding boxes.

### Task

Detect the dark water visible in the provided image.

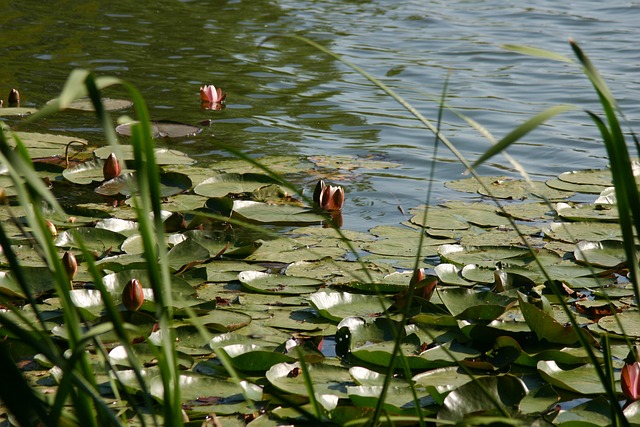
[2,0,639,231]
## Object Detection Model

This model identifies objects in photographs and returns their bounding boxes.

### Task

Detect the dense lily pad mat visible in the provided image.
[2,121,639,425]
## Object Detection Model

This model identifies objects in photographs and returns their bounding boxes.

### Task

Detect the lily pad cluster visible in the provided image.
[1,127,639,425]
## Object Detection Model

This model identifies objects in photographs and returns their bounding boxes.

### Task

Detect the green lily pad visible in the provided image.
[438,244,531,268]
[187,310,253,333]
[194,173,281,198]
[438,288,517,320]
[308,154,400,171]
[0,107,37,116]
[537,360,613,394]
[6,132,90,159]
[308,290,393,322]
[546,178,607,194]
[246,238,346,263]
[0,267,56,298]
[437,375,527,422]
[93,146,195,165]
[238,271,323,295]
[232,201,325,226]
[65,97,133,111]
[412,366,474,394]
[116,120,202,139]
[95,171,192,197]
[574,240,629,268]
[557,203,619,222]
[266,361,354,410]
[55,227,127,252]
[543,222,623,243]
[558,169,612,187]
[408,209,469,230]
[597,311,640,338]
[212,155,312,175]
[518,293,579,345]
[434,264,475,287]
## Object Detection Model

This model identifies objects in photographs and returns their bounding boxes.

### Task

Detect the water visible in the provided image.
[2,0,639,231]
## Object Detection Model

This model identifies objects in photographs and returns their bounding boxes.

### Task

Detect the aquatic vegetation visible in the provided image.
[0,40,639,426]
[200,84,226,110]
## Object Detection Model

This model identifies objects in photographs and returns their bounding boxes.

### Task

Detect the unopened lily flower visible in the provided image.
[313,180,345,211]
[103,153,121,180]
[8,89,19,108]
[200,84,226,110]
[122,278,145,312]
[622,361,640,402]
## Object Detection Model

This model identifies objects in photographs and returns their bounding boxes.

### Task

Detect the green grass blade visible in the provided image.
[502,44,574,63]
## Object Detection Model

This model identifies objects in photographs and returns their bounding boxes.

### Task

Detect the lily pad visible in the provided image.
[95,172,192,197]
[574,240,629,268]
[308,290,393,322]
[66,97,133,111]
[6,132,90,159]
[232,201,325,226]
[438,288,517,320]
[308,154,400,171]
[55,227,127,252]
[537,360,613,394]
[543,222,623,243]
[597,311,640,338]
[194,173,281,198]
[116,120,202,138]
[93,146,195,166]
[237,271,323,295]
[437,375,527,422]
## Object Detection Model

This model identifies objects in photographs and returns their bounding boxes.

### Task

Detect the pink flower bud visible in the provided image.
[8,89,19,108]
[103,153,121,181]
[62,251,78,280]
[122,278,144,312]
[622,361,640,402]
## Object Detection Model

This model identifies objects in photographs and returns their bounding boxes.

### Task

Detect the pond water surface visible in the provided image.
[2,0,639,231]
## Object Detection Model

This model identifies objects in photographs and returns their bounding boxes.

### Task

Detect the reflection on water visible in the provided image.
[1,0,638,230]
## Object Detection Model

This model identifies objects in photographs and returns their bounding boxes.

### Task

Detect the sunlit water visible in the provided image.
[2,0,639,231]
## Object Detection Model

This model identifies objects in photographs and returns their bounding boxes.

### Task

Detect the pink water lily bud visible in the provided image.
[62,251,78,281]
[122,278,144,312]
[200,85,226,103]
[313,180,344,211]
[103,153,121,180]
[8,89,19,107]
[622,361,640,402]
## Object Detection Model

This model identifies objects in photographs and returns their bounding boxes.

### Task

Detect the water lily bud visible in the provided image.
[45,220,58,237]
[62,251,78,280]
[320,184,345,211]
[8,89,19,108]
[122,278,144,312]
[622,361,640,402]
[103,153,121,180]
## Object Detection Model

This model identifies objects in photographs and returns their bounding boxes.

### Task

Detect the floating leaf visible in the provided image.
[194,173,281,198]
[558,169,612,187]
[557,203,618,222]
[93,146,194,165]
[238,271,323,295]
[537,360,613,394]
[266,361,354,403]
[309,154,400,171]
[574,240,629,268]
[95,172,192,197]
[597,311,640,338]
[116,120,201,138]
[518,293,579,345]
[308,290,393,322]
[0,107,37,116]
[6,132,90,159]
[438,288,516,320]
[437,376,526,422]
[55,227,127,252]
[232,201,325,226]
[543,222,623,243]
[65,97,133,111]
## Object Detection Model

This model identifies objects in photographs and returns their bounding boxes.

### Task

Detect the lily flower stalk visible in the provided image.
[200,84,226,110]
[313,180,345,211]
[622,361,640,402]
